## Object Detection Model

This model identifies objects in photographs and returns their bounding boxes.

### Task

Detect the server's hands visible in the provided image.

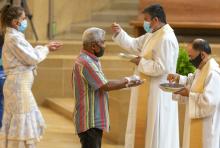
[173,87,189,96]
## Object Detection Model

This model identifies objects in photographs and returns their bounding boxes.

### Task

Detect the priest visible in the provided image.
[168,39,220,148]
[112,4,179,148]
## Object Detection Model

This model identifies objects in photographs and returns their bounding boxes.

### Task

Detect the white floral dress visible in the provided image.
[0,27,49,148]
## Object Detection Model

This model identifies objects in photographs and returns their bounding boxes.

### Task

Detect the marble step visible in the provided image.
[38,55,135,70]
[44,90,131,144]
[39,106,123,148]
[68,22,134,35]
[91,10,137,22]
[44,89,131,121]
[44,98,74,120]
[30,41,128,55]
[54,33,115,41]
[111,0,138,10]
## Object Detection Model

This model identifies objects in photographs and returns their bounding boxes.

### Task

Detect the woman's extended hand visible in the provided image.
[47,41,63,51]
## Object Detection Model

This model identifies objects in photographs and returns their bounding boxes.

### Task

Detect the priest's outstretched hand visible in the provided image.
[111,22,121,37]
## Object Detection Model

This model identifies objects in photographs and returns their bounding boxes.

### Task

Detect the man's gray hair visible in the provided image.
[82,27,105,45]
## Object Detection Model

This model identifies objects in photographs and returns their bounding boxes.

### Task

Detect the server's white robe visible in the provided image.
[173,58,220,148]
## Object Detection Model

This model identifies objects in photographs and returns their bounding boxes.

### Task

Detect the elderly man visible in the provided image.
[168,39,220,148]
[72,27,143,148]
[111,4,179,148]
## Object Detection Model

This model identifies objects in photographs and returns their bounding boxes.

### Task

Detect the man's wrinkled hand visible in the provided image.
[127,79,144,87]
[125,75,144,88]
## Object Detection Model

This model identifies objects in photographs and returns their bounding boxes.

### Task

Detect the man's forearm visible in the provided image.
[100,79,127,91]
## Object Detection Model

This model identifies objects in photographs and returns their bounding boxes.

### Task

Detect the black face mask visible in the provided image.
[94,45,105,57]
[189,53,203,68]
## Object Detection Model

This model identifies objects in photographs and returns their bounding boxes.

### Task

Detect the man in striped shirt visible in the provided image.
[72,27,143,148]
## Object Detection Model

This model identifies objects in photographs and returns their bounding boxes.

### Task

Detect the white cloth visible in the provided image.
[113,24,179,148]
[173,58,220,148]
[0,27,49,148]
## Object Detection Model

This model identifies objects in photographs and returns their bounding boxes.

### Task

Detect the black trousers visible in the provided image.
[78,128,103,148]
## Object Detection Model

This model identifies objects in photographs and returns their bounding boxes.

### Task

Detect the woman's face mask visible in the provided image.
[18,19,28,32]
[189,53,203,68]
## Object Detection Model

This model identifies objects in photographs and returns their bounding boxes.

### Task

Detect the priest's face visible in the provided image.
[187,44,200,60]
[144,13,154,30]
[144,13,158,32]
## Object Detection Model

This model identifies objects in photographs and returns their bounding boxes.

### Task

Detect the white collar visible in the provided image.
[6,27,24,37]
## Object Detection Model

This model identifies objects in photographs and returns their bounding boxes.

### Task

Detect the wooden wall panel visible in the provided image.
[139,0,220,23]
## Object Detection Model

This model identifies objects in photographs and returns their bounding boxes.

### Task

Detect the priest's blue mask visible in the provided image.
[18,19,28,32]
[143,21,152,33]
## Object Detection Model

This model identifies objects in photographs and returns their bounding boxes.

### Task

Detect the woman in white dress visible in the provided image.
[0,5,62,148]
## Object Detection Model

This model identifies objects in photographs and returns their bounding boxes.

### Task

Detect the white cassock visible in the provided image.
[113,24,179,148]
[173,58,220,148]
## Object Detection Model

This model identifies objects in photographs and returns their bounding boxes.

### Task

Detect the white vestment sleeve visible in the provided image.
[112,29,148,54]
[179,73,195,85]
[172,73,195,104]
[137,39,177,76]
[172,94,188,104]
[189,71,220,119]
[8,36,49,66]
[179,75,188,85]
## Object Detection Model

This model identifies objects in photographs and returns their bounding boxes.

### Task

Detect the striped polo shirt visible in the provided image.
[72,49,110,134]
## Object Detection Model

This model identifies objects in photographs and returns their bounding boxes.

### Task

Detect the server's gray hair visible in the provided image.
[82,27,105,45]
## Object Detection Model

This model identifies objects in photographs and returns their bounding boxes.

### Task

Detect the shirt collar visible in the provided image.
[163,24,173,32]
[6,27,24,37]
[81,49,99,62]
[153,24,173,35]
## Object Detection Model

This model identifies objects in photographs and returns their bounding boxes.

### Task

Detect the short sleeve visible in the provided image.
[82,61,108,90]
